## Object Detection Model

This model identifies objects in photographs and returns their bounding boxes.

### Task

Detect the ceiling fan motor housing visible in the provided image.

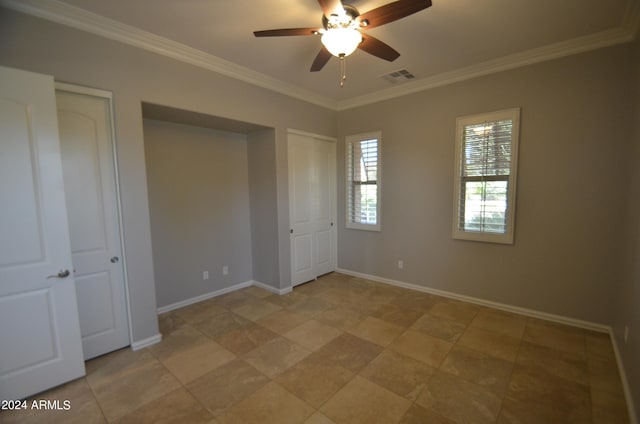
[322,4,361,30]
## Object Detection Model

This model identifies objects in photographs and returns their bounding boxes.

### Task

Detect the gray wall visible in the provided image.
[614,36,640,418]
[337,44,634,326]
[143,120,253,307]
[0,8,335,343]
[248,129,281,287]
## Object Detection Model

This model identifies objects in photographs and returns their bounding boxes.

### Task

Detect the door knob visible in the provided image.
[47,269,70,279]
[110,256,119,263]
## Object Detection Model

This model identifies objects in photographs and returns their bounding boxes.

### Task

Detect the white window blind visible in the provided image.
[346,132,381,231]
[453,109,520,244]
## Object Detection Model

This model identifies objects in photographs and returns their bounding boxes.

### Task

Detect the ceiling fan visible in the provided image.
[254,0,432,86]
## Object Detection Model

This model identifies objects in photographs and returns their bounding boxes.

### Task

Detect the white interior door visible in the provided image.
[0,66,85,400]
[288,131,336,286]
[56,88,130,360]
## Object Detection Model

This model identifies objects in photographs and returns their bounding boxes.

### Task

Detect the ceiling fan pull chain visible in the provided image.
[340,54,347,88]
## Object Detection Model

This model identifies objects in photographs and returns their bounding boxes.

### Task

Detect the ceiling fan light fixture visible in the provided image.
[321,27,362,57]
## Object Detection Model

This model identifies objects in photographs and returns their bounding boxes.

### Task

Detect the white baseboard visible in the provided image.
[610,330,638,424]
[156,280,253,314]
[336,268,609,333]
[131,333,162,351]
[156,280,291,315]
[252,280,292,295]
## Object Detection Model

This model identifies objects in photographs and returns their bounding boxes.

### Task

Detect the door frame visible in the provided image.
[287,128,338,287]
[55,82,133,348]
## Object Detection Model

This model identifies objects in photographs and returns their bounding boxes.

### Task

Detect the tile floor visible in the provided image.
[1,273,630,423]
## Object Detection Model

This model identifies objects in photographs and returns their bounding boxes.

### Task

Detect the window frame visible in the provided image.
[345,131,382,231]
[452,108,520,244]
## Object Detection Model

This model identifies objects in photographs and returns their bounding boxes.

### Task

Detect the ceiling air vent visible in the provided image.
[381,69,415,84]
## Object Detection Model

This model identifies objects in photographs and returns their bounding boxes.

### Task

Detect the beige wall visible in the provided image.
[143,120,253,308]
[614,36,640,418]
[337,44,634,325]
[0,8,336,343]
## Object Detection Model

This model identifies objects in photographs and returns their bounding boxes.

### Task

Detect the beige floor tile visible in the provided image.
[0,378,105,424]
[440,345,513,397]
[263,291,310,308]
[242,337,311,378]
[292,281,331,296]
[287,296,336,317]
[315,306,364,331]
[388,291,438,311]
[523,319,587,357]
[157,312,187,336]
[390,330,452,367]
[347,316,405,347]
[457,326,521,362]
[255,308,311,335]
[149,324,212,361]
[399,404,456,424]
[360,349,436,401]
[113,388,215,424]
[214,321,279,355]
[517,341,589,386]
[506,363,593,422]
[591,387,630,424]
[242,286,273,299]
[276,355,355,408]
[171,300,227,324]
[313,333,384,373]
[428,299,480,325]
[13,276,630,424]
[416,371,502,424]
[208,290,254,309]
[314,287,352,305]
[585,332,617,362]
[588,356,625,394]
[161,340,236,384]
[371,303,425,328]
[232,299,282,321]
[499,391,592,424]
[86,350,181,422]
[411,313,467,342]
[321,376,412,424]
[186,359,269,417]
[304,411,337,424]
[470,308,527,339]
[218,382,314,424]
[285,319,342,351]
[191,311,250,340]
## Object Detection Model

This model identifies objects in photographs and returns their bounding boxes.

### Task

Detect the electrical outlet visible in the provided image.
[203,271,209,280]
[398,260,404,270]
[222,266,229,276]
[624,325,629,343]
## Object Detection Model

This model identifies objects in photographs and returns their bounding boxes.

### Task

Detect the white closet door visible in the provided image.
[56,88,130,360]
[288,131,336,286]
[0,66,85,401]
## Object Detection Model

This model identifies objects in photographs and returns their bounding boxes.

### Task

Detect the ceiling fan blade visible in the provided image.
[317,0,344,18]
[358,0,431,29]
[358,34,400,62]
[310,46,332,72]
[254,28,320,37]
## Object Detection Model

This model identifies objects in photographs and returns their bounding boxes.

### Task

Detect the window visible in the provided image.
[346,131,381,231]
[453,108,520,244]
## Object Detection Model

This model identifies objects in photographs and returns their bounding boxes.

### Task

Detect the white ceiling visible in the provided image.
[4,0,639,109]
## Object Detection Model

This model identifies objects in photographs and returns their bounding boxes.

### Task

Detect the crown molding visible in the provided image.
[0,0,339,110]
[337,22,639,110]
[2,0,638,112]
